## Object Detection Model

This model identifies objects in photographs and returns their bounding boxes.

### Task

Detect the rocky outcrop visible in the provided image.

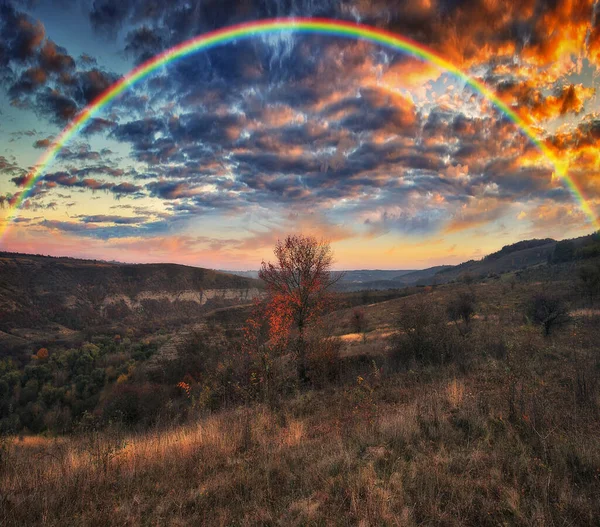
[0,252,263,332]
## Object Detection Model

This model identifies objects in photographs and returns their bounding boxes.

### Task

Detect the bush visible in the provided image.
[577,263,600,304]
[101,383,168,427]
[306,335,343,389]
[350,308,367,334]
[528,293,569,336]
[446,291,476,335]
[390,297,462,369]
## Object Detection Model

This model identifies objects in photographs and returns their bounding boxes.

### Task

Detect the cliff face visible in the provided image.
[0,253,263,336]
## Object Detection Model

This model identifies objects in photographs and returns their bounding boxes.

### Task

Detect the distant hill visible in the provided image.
[334,232,599,290]
[221,270,260,279]
[429,239,558,284]
[2,232,598,351]
[0,252,262,343]
[335,266,451,291]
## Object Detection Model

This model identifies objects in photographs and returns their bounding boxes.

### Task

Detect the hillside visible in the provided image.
[346,234,599,290]
[0,252,262,351]
[333,239,557,291]
[429,239,557,284]
[2,276,600,525]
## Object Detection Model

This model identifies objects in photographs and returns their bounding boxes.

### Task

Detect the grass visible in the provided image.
[2,281,600,525]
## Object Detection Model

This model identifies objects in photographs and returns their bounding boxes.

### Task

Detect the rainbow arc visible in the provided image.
[1,17,597,239]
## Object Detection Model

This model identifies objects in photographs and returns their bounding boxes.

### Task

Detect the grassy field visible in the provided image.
[1,279,600,525]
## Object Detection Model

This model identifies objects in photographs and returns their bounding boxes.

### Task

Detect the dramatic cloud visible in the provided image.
[1,0,599,268]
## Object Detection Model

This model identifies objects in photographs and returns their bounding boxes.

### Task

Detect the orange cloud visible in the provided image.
[444,197,510,234]
[498,82,594,123]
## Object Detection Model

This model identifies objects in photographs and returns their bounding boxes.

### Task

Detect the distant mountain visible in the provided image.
[221,270,260,279]
[335,267,450,291]
[224,269,420,291]
[0,253,262,345]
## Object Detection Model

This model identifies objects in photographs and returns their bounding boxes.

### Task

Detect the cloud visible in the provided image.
[0,3,120,124]
[497,81,595,122]
[77,215,148,224]
[40,218,171,239]
[444,197,512,233]
[33,137,52,148]
[2,0,600,264]
[0,155,27,178]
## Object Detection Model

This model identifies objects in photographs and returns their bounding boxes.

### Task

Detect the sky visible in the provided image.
[0,0,599,270]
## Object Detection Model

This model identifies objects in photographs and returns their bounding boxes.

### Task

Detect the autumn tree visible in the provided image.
[259,234,342,383]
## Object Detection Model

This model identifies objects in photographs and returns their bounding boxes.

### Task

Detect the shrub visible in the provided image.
[101,383,167,427]
[306,335,343,388]
[446,291,476,335]
[577,263,600,304]
[390,297,462,369]
[528,293,569,336]
[350,308,367,334]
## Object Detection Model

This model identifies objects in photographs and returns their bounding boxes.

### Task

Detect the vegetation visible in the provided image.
[258,234,342,383]
[484,238,555,261]
[578,262,600,304]
[1,238,600,525]
[0,336,162,434]
[528,293,570,336]
[446,290,477,335]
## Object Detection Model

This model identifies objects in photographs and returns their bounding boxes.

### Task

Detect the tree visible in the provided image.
[529,293,569,336]
[551,240,575,263]
[447,291,476,336]
[36,348,49,360]
[259,235,342,383]
[350,308,366,334]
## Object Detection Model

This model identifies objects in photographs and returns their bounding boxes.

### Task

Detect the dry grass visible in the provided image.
[2,281,600,525]
[3,347,600,526]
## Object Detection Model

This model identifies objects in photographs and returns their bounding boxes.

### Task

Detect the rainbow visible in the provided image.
[1,17,598,238]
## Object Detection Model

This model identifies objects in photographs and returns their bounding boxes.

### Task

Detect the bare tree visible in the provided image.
[447,291,476,336]
[529,293,569,336]
[259,235,343,383]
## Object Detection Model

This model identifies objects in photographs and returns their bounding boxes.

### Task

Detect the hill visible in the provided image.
[0,252,262,351]
[347,234,598,290]
[333,238,557,291]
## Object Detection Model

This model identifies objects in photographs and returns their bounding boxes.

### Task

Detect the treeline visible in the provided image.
[551,231,600,263]
[484,238,555,261]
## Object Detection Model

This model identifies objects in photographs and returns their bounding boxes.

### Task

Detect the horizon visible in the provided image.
[2,230,591,273]
[1,1,599,268]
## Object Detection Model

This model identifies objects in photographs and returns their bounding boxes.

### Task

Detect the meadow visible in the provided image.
[2,275,600,526]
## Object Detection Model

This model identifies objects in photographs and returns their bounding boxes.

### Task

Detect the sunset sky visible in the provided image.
[0,0,599,270]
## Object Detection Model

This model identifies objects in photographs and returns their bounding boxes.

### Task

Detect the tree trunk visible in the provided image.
[296,322,309,385]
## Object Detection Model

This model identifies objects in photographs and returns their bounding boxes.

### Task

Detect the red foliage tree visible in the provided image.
[258,234,342,383]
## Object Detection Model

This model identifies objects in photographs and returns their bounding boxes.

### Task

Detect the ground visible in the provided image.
[1,277,600,526]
